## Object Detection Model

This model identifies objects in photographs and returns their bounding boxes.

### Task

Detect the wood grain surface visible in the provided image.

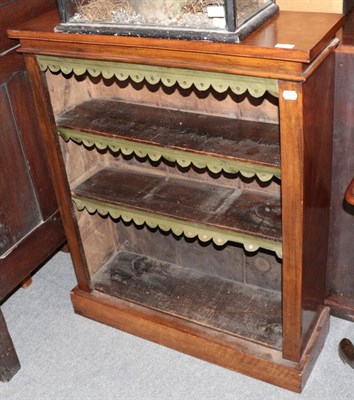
[325,12,354,320]
[71,288,330,392]
[73,166,282,241]
[93,250,282,349]
[279,53,335,362]
[0,63,41,255]
[57,99,280,169]
[8,11,344,80]
[24,54,91,292]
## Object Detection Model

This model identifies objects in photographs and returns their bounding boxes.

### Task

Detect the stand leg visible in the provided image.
[0,308,20,382]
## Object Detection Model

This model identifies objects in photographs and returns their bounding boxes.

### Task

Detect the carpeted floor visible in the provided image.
[1,251,353,399]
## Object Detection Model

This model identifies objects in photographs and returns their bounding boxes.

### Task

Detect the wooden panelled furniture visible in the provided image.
[8,10,344,392]
[326,9,354,321]
[278,0,354,324]
[0,0,65,382]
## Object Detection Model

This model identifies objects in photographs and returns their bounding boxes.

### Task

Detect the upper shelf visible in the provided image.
[72,166,282,258]
[57,99,280,182]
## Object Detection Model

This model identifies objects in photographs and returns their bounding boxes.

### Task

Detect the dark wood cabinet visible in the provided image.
[0,51,65,301]
[0,0,65,382]
[326,10,354,321]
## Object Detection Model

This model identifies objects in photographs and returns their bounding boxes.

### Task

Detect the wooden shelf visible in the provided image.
[57,99,280,181]
[72,167,282,256]
[92,250,282,350]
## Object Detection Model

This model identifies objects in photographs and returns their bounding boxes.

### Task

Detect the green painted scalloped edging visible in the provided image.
[37,55,279,98]
[72,195,283,259]
[59,128,280,182]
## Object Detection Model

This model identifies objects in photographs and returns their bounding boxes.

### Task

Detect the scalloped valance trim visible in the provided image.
[73,195,283,259]
[37,55,279,98]
[59,128,280,182]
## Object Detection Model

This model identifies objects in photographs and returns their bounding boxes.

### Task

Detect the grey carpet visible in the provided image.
[1,252,353,399]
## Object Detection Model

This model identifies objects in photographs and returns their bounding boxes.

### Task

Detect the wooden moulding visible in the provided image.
[37,55,279,98]
[7,11,345,80]
[71,287,330,393]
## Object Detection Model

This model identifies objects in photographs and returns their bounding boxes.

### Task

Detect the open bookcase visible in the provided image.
[8,10,344,392]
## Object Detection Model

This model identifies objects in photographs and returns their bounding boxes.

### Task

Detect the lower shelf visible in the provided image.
[92,250,282,350]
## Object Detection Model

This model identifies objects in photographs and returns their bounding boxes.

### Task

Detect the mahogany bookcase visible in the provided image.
[9,10,343,392]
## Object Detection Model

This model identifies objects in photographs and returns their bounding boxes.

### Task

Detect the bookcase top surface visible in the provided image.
[8,9,343,69]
